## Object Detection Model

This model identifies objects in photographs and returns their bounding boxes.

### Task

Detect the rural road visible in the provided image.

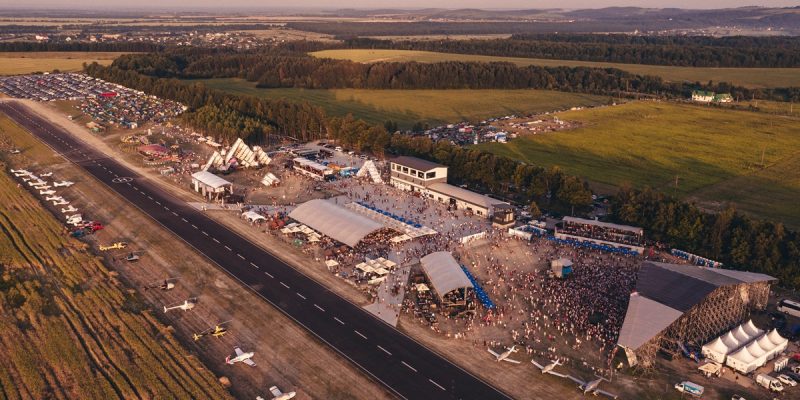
[0,101,512,400]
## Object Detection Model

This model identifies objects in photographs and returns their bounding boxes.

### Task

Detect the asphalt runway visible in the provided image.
[0,101,512,400]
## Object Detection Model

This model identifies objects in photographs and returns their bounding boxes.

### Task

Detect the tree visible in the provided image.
[529,201,542,220]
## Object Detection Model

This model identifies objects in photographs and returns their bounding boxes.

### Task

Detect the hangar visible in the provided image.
[288,199,387,248]
[617,261,775,368]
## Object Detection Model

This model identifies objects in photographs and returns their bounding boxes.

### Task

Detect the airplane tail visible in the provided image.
[163,306,169,313]
[225,355,231,364]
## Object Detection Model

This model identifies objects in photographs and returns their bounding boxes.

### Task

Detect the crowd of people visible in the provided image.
[559,221,644,246]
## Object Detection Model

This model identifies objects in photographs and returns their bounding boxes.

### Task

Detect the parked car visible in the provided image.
[777,374,797,387]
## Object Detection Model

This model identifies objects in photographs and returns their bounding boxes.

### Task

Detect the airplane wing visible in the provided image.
[503,358,522,364]
[546,371,569,379]
[243,358,256,367]
[234,347,244,357]
[531,360,544,370]
[596,389,618,399]
[487,349,500,357]
[269,386,283,397]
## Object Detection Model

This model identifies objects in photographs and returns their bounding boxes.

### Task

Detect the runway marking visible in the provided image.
[377,345,392,356]
[171,212,178,216]
[163,206,170,211]
[354,330,367,340]
[155,201,161,205]
[201,231,208,236]
[147,195,152,199]
[181,218,188,222]
[264,271,273,278]
[212,238,220,243]
[296,293,306,300]
[401,361,417,372]
[237,253,245,259]
[428,379,446,391]
[191,224,198,229]
[314,304,325,312]
[279,282,290,289]
[249,262,259,269]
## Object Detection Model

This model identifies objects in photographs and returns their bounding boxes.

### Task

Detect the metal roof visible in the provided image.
[419,252,474,297]
[390,156,444,171]
[617,293,683,350]
[428,183,507,210]
[288,199,385,247]
[190,171,232,189]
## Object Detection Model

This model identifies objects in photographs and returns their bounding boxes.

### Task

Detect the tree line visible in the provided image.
[107,49,800,102]
[344,36,800,68]
[612,187,800,289]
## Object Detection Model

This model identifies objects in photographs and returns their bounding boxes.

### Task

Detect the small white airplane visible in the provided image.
[52,200,69,206]
[40,189,56,195]
[46,195,63,201]
[226,347,256,367]
[21,177,32,182]
[66,214,82,222]
[10,169,29,175]
[163,298,197,313]
[570,376,618,399]
[257,385,296,400]
[28,180,46,187]
[532,359,564,375]
[487,345,522,364]
[61,206,78,213]
[40,172,53,177]
[53,181,74,187]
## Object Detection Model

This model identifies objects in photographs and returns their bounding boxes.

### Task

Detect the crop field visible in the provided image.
[0,52,124,75]
[478,101,800,227]
[0,117,231,399]
[311,49,800,89]
[196,78,611,127]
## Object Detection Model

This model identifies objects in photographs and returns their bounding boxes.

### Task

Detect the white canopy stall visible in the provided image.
[725,329,789,374]
[701,320,764,364]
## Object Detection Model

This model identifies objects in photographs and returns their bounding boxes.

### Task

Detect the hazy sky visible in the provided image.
[4,1,799,10]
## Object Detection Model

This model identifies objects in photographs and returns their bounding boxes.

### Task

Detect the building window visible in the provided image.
[417,171,424,178]
[426,171,435,179]
[402,167,408,173]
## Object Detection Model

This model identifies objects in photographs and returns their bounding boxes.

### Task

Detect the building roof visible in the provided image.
[190,171,232,189]
[562,216,643,235]
[617,293,683,350]
[390,155,444,171]
[293,157,332,173]
[288,199,385,247]
[428,182,507,210]
[617,262,776,351]
[419,252,474,297]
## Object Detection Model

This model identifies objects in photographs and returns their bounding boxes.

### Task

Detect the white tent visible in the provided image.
[356,160,383,184]
[241,210,266,223]
[725,346,759,374]
[701,337,730,363]
[701,320,764,364]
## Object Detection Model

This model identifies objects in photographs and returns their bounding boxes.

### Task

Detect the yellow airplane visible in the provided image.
[99,242,127,251]
[193,323,229,341]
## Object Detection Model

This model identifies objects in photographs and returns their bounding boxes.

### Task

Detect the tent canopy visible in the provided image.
[289,199,385,247]
[419,252,473,298]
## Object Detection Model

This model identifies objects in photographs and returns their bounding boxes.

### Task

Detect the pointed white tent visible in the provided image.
[356,160,383,184]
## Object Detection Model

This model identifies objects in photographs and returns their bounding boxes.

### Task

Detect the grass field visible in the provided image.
[0,115,232,399]
[311,49,800,89]
[478,101,800,227]
[0,52,124,75]
[196,78,612,127]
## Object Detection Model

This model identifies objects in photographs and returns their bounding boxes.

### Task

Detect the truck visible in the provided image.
[674,381,704,397]
[755,374,784,392]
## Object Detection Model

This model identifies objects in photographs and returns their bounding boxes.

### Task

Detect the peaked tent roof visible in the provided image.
[288,199,385,247]
[191,171,232,189]
[617,293,683,350]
